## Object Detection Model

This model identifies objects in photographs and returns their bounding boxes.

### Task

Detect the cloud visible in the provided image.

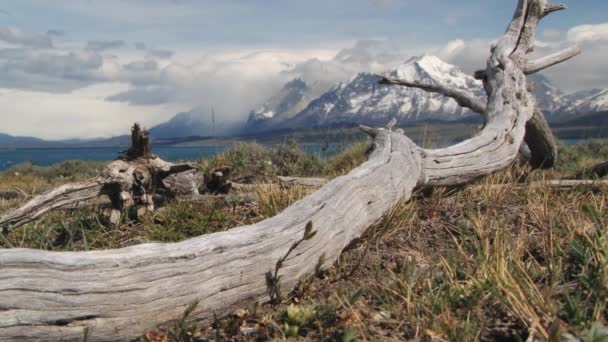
[0,48,106,92]
[542,29,564,41]
[1,19,607,139]
[86,40,125,51]
[46,29,65,37]
[106,85,174,105]
[539,23,608,92]
[123,59,158,72]
[147,49,173,59]
[0,84,180,140]
[0,26,53,48]
[435,38,493,73]
[566,23,608,42]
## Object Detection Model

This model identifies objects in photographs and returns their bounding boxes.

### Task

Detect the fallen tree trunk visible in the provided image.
[0,1,578,340]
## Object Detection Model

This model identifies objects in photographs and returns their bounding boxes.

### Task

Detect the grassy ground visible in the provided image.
[1,140,608,341]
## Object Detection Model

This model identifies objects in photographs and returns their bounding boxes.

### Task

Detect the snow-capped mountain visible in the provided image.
[272,55,486,129]
[246,78,328,130]
[243,55,607,133]
[528,74,564,114]
[558,88,608,115]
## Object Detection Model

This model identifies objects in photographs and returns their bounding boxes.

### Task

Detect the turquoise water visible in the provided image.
[0,143,341,172]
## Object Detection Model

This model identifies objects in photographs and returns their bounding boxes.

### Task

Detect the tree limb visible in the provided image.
[379,75,487,116]
[525,46,582,74]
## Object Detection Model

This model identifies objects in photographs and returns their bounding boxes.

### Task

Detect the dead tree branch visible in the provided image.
[379,75,487,116]
[525,46,582,74]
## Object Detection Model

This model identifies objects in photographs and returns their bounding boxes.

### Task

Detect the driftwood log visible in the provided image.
[0,123,202,232]
[0,1,581,340]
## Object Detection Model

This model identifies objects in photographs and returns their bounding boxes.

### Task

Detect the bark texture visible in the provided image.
[525,109,558,168]
[0,1,578,340]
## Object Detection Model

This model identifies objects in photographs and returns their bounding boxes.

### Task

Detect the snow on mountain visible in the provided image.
[528,74,564,114]
[273,55,485,129]
[245,78,328,130]
[243,55,606,133]
[558,88,608,115]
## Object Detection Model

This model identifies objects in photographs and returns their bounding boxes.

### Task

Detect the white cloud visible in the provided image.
[86,40,125,51]
[566,23,608,42]
[0,26,53,48]
[0,83,183,140]
[1,19,607,139]
[534,23,608,92]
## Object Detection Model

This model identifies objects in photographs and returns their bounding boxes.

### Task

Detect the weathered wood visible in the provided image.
[0,125,201,232]
[204,166,233,194]
[476,46,581,78]
[161,169,204,198]
[525,46,582,74]
[124,123,153,159]
[524,108,558,168]
[379,44,559,171]
[0,1,578,340]
[567,160,608,180]
[0,179,104,233]
[379,75,487,117]
[278,176,329,189]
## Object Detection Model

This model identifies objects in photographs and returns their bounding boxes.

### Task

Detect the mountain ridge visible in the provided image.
[242,55,608,133]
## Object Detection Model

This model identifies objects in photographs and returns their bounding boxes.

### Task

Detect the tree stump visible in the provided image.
[0,123,203,231]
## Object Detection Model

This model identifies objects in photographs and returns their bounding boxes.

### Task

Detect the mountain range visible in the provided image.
[2,55,607,147]
[245,55,608,132]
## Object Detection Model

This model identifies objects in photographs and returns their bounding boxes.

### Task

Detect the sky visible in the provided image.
[0,0,606,139]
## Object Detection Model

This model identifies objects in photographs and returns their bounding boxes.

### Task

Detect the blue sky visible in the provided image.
[0,0,606,139]
[4,0,606,47]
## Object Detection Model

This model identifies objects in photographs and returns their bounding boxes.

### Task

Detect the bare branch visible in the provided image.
[379,76,486,115]
[542,3,566,17]
[525,46,582,74]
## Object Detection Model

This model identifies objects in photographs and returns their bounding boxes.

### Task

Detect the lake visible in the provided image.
[0,138,602,172]
[0,143,344,172]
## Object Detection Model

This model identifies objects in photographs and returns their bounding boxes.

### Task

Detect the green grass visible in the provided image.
[200,139,369,182]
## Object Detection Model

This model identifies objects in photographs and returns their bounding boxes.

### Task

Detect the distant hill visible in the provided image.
[553,111,608,127]
[149,110,212,140]
[0,133,46,148]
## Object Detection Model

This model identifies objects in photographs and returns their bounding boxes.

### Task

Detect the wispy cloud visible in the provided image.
[0,26,53,48]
